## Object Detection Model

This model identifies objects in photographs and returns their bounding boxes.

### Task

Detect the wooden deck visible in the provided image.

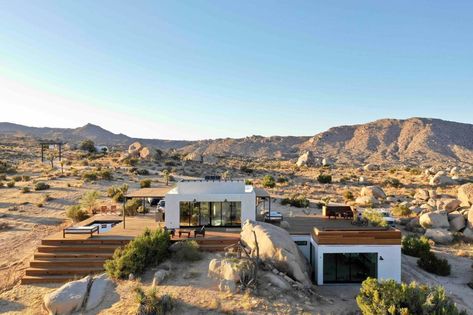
[22,215,240,284]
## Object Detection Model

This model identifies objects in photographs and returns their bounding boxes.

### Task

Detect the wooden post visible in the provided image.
[41,144,44,162]
[123,198,126,229]
[58,144,62,161]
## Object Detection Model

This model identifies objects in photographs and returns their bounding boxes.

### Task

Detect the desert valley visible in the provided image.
[0,117,472,314]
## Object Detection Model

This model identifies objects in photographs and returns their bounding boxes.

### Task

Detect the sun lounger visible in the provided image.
[63,225,99,238]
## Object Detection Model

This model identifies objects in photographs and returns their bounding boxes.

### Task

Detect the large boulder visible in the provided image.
[429,171,455,186]
[139,147,151,159]
[85,274,112,312]
[363,164,379,171]
[361,186,386,200]
[184,152,203,162]
[322,158,332,167]
[448,211,466,232]
[458,183,473,207]
[152,270,170,286]
[463,228,473,242]
[405,217,425,233]
[240,220,311,287]
[355,196,379,207]
[424,228,454,244]
[468,206,473,229]
[438,198,461,212]
[128,141,143,155]
[414,189,430,201]
[262,272,291,290]
[44,275,91,315]
[296,151,316,167]
[419,211,449,229]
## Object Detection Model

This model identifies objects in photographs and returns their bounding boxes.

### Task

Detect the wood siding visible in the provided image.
[312,228,401,245]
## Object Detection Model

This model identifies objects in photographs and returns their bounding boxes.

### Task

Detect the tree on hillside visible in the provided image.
[80,139,97,153]
[163,170,170,186]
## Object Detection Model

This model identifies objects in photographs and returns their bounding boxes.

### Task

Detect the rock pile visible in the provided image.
[296,151,317,167]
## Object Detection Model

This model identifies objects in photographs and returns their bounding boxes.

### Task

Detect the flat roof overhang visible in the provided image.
[125,187,173,199]
[311,227,402,245]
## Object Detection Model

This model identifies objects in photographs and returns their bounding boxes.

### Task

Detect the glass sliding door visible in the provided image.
[222,202,232,226]
[179,202,192,226]
[179,201,242,227]
[211,202,222,226]
[200,202,210,226]
[323,253,377,284]
[232,202,241,226]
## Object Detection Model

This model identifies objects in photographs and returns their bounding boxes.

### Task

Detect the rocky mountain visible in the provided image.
[0,122,190,150]
[300,118,473,165]
[1,118,473,164]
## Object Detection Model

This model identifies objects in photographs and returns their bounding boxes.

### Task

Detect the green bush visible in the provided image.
[0,160,16,174]
[105,228,170,279]
[357,278,466,315]
[317,174,332,184]
[124,198,142,216]
[261,175,276,188]
[402,235,430,258]
[0,182,4,188]
[362,209,388,228]
[276,176,288,184]
[6,181,15,188]
[0,175,6,181]
[135,286,173,315]
[99,169,113,180]
[107,184,128,203]
[140,179,152,188]
[343,190,354,201]
[34,182,50,191]
[136,169,150,175]
[172,240,202,262]
[12,175,22,182]
[21,186,30,193]
[417,251,451,276]
[384,178,402,188]
[240,165,253,174]
[244,179,253,185]
[82,171,98,182]
[80,139,97,153]
[66,205,90,222]
[391,204,412,217]
[22,175,31,181]
[281,195,310,208]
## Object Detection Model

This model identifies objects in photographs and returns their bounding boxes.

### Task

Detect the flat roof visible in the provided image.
[254,188,270,198]
[125,187,173,198]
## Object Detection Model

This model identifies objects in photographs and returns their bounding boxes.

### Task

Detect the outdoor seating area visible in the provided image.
[323,205,355,220]
[63,225,99,238]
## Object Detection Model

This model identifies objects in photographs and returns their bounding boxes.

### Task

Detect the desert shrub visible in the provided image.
[81,160,89,166]
[66,205,90,222]
[105,228,170,279]
[409,168,422,175]
[261,175,276,188]
[164,160,176,167]
[21,175,30,181]
[417,251,451,276]
[317,174,332,184]
[244,179,253,185]
[384,177,402,188]
[0,182,4,188]
[391,204,412,217]
[362,209,388,228]
[172,240,202,262]
[281,195,309,208]
[276,176,288,184]
[0,161,16,174]
[357,278,466,315]
[80,139,96,153]
[343,190,354,201]
[0,175,6,181]
[107,184,129,203]
[140,179,151,188]
[42,193,53,202]
[240,165,253,174]
[99,169,113,180]
[36,202,43,208]
[402,235,430,257]
[21,186,30,193]
[124,198,142,216]
[82,171,98,182]
[135,286,173,315]
[136,169,150,175]
[34,182,50,191]
[12,175,22,182]
[6,181,15,188]
[80,190,100,213]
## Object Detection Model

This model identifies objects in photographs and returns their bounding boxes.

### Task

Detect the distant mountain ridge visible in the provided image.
[1,118,473,164]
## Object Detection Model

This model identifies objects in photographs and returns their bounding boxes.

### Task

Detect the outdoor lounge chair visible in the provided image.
[63,225,99,238]
[194,226,206,238]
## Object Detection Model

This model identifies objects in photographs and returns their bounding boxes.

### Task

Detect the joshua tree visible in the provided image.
[163,170,170,186]
[48,152,56,169]
[60,160,64,174]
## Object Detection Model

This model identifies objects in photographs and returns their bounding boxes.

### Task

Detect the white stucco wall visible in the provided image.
[313,244,401,285]
[291,235,311,261]
[164,181,256,228]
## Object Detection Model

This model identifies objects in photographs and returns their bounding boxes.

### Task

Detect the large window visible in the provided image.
[179,201,242,227]
[323,253,377,283]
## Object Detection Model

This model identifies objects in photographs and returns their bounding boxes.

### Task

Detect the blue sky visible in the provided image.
[0,1,472,140]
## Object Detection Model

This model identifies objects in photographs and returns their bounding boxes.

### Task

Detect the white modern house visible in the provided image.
[164,179,256,229]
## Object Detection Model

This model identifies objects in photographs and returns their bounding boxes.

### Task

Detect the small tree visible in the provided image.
[362,209,388,228]
[80,190,100,214]
[80,139,97,153]
[163,170,170,186]
[66,205,90,222]
[261,175,276,188]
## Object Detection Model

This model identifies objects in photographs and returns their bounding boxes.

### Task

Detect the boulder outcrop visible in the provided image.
[419,211,449,229]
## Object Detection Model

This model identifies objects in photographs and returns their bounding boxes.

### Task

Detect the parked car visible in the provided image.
[379,209,395,227]
[264,210,283,222]
[157,200,165,212]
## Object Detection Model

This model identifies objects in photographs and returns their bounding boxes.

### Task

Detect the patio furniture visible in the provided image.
[178,229,192,238]
[327,211,338,219]
[194,226,206,238]
[342,211,354,220]
[110,205,117,214]
[164,227,176,237]
[63,225,99,238]
[100,205,108,215]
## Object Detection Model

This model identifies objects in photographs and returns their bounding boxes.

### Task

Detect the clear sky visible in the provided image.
[0,1,472,140]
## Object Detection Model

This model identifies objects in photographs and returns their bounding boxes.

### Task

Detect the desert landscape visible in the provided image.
[0,118,472,314]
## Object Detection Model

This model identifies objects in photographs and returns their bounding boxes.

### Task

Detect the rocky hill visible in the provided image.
[2,118,473,164]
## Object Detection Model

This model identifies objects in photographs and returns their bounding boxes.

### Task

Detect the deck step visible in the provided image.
[30,259,106,268]
[21,275,79,284]
[42,239,130,246]
[25,267,104,276]
[34,252,114,259]
[37,245,119,253]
